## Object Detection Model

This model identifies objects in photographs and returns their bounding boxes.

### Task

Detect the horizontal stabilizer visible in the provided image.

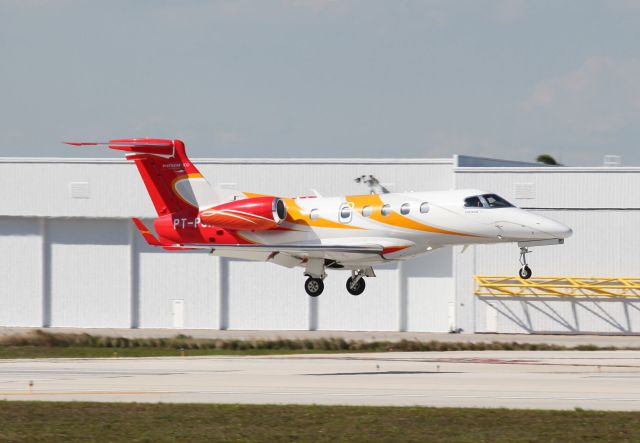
[132,218,162,246]
[64,142,106,146]
[64,139,175,156]
[131,218,195,251]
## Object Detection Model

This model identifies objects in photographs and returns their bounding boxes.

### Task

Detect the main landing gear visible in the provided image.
[346,271,366,296]
[303,274,368,297]
[304,277,324,297]
[303,261,375,297]
[518,246,532,280]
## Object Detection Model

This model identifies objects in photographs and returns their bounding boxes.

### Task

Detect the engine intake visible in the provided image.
[200,196,288,231]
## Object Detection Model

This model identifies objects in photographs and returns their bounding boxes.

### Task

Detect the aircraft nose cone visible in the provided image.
[540,219,573,239]
[558,223,573,239]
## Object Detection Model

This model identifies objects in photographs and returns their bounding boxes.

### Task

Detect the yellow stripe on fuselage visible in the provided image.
[283,198,363,230]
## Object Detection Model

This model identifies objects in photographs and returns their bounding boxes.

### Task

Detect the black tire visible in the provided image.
[519,265,532,280]
[305,278,324,297]
[346,276,366,296]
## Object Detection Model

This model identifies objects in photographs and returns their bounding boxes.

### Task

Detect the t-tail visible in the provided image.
[65,138,231,216]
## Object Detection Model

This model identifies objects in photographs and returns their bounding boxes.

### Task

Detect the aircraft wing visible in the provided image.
[193,244,383,254]
[197,243,384,267]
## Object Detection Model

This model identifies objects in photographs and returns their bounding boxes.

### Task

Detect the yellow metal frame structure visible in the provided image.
[475,276,640,298]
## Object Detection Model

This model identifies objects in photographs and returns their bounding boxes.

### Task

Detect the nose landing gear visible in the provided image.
[518,247,532,279]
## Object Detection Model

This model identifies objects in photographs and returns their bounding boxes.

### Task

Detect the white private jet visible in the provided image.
[67,138,573,296]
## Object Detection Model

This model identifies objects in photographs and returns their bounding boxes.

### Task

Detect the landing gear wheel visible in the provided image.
[519,265,532,280]
[346,276,366,296]
[305,278,324,297]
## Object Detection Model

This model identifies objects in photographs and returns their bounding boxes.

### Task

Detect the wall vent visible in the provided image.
[69,182,90,199]
[513,182,535,200]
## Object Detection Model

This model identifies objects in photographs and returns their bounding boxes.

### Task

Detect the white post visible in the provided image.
[40,218,51,328]
[397,261,407,331]
[129,222,139,328]
[217,257,229,330]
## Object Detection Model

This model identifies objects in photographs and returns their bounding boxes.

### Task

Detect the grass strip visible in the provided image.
[0,401,638,442]
[0,329,635,359]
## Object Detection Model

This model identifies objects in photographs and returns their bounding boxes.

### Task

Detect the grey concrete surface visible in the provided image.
[1,351,640,410]
[2,327,640,347]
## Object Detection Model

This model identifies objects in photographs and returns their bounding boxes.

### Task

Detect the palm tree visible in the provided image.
[536,154,559,165]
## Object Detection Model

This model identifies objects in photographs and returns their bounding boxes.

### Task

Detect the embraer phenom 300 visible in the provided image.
[67,139,572,297]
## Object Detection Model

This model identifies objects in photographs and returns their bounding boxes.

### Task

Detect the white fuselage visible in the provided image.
[233,188,572,268]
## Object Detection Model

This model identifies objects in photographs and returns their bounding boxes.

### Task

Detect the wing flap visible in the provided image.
[195,244,384,254]
[202,244,384,266]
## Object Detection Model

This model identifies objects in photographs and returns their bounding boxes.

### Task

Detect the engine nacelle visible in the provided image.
[199,196,287,231]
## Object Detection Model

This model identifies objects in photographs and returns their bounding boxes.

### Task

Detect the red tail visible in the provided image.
[66,138,216,216]
[120,139,200,216]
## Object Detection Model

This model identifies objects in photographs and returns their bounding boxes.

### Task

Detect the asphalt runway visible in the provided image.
[1,351,640,410]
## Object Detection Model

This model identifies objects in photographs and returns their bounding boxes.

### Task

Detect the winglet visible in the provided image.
[132,218,162,246]
[64,142,106,147]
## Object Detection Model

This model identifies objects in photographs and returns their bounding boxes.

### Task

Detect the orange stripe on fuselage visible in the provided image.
[283,198,363,230]
[242,192,267,199]
[242,192,362,230]
[345,194,480,237]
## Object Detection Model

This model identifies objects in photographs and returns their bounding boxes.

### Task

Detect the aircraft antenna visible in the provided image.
[354,175,390,194]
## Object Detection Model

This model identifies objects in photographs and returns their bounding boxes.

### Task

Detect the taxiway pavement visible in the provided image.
[1,351,640,410]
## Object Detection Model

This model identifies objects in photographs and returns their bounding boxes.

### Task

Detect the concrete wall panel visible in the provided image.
[48,219,130,328]
[137,234,220,329]
[0,218,42,326]
[227,260,308,330]
[405,248,454,332]
[316,265,398,331]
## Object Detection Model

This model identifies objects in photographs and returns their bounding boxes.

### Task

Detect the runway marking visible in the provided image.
[256,355,640,369]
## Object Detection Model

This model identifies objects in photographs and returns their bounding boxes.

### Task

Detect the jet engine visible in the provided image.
[200,196,288,231]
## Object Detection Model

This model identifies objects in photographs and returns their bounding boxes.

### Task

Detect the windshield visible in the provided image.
[482,194,513,208]
[464,194,513,209]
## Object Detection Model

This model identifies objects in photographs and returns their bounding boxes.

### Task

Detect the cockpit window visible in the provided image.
[464,196,484,208]
[482,194,513,208]
[464,194,514,209]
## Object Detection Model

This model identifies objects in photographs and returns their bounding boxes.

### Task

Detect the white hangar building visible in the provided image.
[1,154,639,335]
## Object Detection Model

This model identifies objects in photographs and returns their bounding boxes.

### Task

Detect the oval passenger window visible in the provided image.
[420,202,430,213]
[340,206,352,220]
[400,203,410,215]
[309,209,319,220]
[361,205,372,217]
[381,204,392,216]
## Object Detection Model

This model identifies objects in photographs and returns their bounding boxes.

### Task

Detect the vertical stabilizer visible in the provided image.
[66,138,231,215]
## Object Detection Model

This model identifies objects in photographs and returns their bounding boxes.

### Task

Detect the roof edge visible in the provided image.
[0,157,455,165]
